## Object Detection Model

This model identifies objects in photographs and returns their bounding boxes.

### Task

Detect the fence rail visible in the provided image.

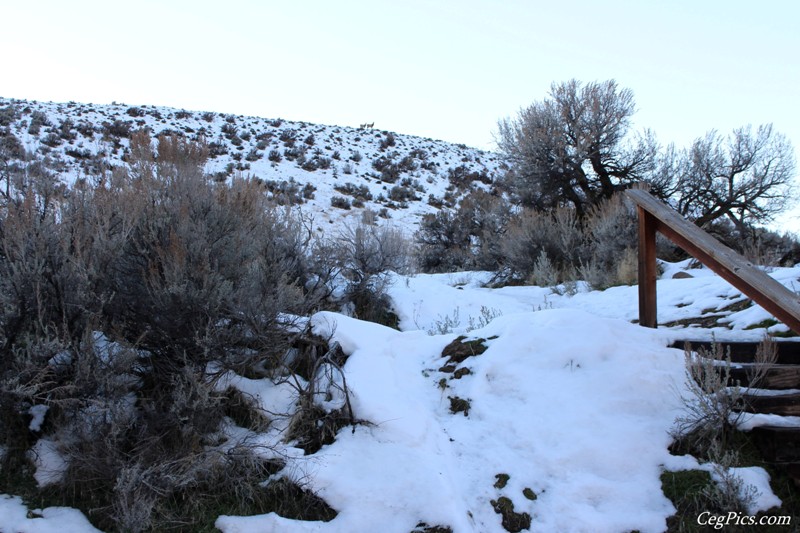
[624,188,800,334]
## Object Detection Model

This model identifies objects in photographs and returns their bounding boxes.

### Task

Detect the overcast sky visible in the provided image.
[3,0,799,223]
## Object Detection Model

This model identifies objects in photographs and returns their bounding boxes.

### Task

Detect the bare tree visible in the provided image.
[497,79,658,216]
[668,124,796,231]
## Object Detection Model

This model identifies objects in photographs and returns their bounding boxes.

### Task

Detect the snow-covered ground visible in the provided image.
[3,260,794,533]
[0,96,795,532]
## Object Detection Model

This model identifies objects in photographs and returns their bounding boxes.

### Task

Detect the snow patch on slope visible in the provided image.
[219,310,688,533]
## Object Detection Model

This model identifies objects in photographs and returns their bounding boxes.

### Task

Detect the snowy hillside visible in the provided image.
[0,97,504,231]
[1,97,797,532]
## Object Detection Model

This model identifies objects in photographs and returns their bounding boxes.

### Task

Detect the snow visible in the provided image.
[27,405,48,432]
[219,263,793,533]
[1,96,796,532]
[4,260,797,529]
[218,309,686,533]
[727,467,783,514]
[216,263,797,533]
[27,439,67,487]
[391,264,800,343]
[661,457,781,516]
[736,413,800,430]
[0,496,102,533]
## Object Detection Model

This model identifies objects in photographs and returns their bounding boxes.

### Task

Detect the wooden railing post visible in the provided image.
[626,188,800,334]
[637,206,658,328]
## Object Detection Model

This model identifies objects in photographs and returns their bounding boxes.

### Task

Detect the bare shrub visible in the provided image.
[415,190,510,273]
[580,194,639,289]
[0,105,17,127]
[1,129,26,176]
[336,222,411,325]
[496,193,643,289]
[416,209,473,273]
[111,463,159,531]
[499,206,581,284]
[0,184,98,354]
[668,336,778,478]
[529,250,559,287]
[284,340,356,454]
[672,335,776,454]
[576,258,605,291]
[700,443,760,514]
[416,189,654,289]
[671,343,743,451]
[331,195,351,209]
[339,222,412,287]
[614,247,638,286]
[360,208,378,225]
[458,191,511,270]
[747,335,778,383]
[425,306,503,335]
[101,133,308,371]
[379,132,396,150]
[49,326,330,531]
[27,111,50,135]
[0,131,330,530]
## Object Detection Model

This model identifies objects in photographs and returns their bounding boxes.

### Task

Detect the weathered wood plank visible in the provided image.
[626,189,800,334]
[727,365,800,389]
[670,340,800,364]
[750,426,800,463]
[738,391,800,416]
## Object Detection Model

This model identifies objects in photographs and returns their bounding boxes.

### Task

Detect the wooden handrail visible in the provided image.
[625,188,800,334]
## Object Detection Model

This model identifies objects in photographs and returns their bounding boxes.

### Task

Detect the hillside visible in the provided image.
[1,97,798,532]
[0,97,504,231]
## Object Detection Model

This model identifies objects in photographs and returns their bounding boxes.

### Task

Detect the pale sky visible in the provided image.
[3,0,800,224]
